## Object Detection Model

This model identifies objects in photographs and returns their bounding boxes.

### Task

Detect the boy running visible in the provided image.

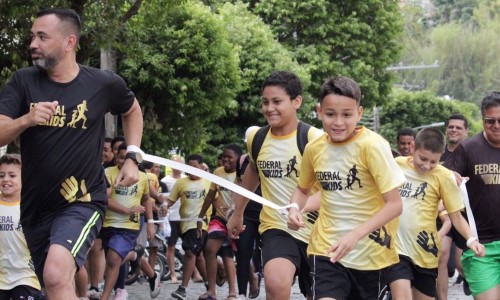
[288,76,405,300]
[227,71,323,299]
[387,128,484,300]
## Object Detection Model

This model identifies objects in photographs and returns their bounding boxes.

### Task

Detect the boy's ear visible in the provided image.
[357,105,364,121]
[293,95,303,109]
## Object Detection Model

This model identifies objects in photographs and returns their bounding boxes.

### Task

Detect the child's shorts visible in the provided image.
[100,227,140,259]
[385,254,437,297]
[310,255,387,300]
[462,240,500,296]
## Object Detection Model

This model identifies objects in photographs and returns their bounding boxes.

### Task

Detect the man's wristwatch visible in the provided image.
[125,151,143,165]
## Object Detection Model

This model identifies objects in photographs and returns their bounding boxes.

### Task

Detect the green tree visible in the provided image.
[238,0,403,108]
[207,2,313,156]
[379,89,482,149]
[118,1,241,159]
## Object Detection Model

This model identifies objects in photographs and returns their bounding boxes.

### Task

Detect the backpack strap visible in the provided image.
[250,125,271,163]
[296,121,312,156]
[251,122,311,165]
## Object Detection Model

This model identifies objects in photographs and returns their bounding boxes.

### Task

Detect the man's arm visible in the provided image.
[114,99,143,187]
[0,101,58,146]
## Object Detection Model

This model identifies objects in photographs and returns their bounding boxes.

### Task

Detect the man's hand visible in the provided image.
[114,159,139,187]
[226,213,246,239]
[28,101,58,126]
[287,207,305,231]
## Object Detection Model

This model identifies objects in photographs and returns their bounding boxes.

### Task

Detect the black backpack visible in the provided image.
[250,121,312,163]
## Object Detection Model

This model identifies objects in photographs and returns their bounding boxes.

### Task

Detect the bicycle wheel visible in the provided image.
[124,261,139,286]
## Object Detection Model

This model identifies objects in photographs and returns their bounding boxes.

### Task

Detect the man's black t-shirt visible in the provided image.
[0,66,135,226]
[445,132,500,244]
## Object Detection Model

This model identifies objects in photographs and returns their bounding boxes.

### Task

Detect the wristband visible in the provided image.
[147,219,154,224]
[288,203,300,212]
[466,236,477,248]
[127,145,142,153]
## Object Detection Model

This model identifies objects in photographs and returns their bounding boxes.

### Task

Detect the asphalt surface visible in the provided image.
[121,271,473,300]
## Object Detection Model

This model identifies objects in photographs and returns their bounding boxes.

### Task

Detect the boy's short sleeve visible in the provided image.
[298,143,317,190]
[439,169,465,214]
[365,139,406,193]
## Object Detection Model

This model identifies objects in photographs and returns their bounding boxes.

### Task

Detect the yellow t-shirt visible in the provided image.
[104,166,149,230]
[395,156,465,268]
[168,177,211,234]
[0,200,40,290]
[210,166,236,221]
[247,125,323,243]
[300,127,406,270]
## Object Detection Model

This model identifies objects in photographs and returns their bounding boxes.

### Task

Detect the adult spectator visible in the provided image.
[437,113,470,299]
[397,127,416,156]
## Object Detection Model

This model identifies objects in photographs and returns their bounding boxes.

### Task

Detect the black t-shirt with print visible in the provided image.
[445,133,500,244]
[0,66,135,226]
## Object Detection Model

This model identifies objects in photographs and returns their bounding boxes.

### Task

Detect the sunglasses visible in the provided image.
[483,117,500,126]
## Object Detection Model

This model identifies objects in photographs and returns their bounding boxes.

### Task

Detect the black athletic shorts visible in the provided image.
[181,228,206,256]
[386,255,438,297]
[310,255,387,300]
[23,202,103,286]
[0,285,40,300]
[167,220,181,246]
[261,229,312,297]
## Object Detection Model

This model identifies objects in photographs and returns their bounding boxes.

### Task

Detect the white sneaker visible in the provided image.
[149,272,161,298]
[87,289,101,300]
[114,288,128,300]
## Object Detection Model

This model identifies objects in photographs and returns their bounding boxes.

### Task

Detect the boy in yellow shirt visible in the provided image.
[288,76,405,299]
[387,128,484,299]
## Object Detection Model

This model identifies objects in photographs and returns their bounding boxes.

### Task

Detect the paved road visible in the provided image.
[123,272,473,300]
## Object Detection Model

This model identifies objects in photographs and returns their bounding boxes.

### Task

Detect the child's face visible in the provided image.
[187,160,203,180]
[412,148,441,175]
[319,94,363,143]
[261,85,301,129]
[116,149,127,169]
[221,149,238,173]
[0,163,21,198]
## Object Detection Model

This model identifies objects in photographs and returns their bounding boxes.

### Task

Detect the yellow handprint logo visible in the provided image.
[60,176,90,203]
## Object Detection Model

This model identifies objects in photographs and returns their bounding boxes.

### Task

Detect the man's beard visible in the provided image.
[32,55,58,71]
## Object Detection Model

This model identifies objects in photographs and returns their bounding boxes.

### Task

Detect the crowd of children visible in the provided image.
[1,70,499,300]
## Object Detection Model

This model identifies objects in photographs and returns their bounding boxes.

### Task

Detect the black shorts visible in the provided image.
[0,285,40,300]
[386,255,438,297]
[261,229,311,297]
[446,225,467,250]
[167,220,181,246]
[181,228,206,256]
[310,255,387,300]
[23,203,103,286]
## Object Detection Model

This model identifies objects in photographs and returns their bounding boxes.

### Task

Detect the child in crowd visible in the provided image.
[228,71,323,300]
[387,128,484,300]
[288,76,405,299]
[0,154,41,299]
[100,143,160,300]
[197,144,243,300]
[166,154,210,300]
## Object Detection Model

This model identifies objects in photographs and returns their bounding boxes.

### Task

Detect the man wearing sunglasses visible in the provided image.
[445,91,500,300]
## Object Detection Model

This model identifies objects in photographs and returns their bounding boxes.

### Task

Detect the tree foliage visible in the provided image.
[240,0,404,108]
[379,89,482,148]
[395,0,500,103]
[118,0,241,158]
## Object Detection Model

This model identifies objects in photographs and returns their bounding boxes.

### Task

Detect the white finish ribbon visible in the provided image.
[139,151,294,210]
[459,179,478,239]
